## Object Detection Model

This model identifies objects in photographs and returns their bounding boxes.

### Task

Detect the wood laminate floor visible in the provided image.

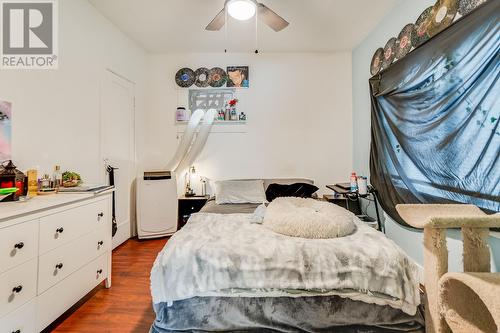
[47,237,168,333]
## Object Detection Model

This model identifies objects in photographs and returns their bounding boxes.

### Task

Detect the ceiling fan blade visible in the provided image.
[258,3,289,32]
[205,8,226,31]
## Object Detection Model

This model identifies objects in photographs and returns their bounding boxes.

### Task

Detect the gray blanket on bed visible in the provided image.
[151,213,421,315]
[151,295,424,333]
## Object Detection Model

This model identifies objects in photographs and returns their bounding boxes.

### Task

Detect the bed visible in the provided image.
[150,179,424,332]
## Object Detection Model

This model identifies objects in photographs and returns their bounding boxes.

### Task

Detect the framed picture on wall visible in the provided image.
[0,100,12,161]
[226,66,249,88]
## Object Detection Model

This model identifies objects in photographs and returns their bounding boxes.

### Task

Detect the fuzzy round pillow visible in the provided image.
[262,197,356,239]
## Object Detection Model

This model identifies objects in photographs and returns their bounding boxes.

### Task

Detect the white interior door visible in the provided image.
[100,70,135,250]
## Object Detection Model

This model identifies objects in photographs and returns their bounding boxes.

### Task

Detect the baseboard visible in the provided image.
[112,220,131,249]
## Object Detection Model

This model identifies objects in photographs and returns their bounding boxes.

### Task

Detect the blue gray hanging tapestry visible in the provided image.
[370,0,499,227]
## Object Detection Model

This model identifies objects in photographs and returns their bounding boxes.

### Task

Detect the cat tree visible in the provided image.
[396,204,500,333]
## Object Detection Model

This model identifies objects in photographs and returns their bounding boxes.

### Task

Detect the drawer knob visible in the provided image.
[98,241,104,246]
[12,285,23,293]
[97,269,103,275]
[55,263,64,270]
[14,242,24,249]
[98,212,104,218]
[56,227,64,233]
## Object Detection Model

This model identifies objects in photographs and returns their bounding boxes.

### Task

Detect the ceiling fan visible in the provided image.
[205,0,289,32]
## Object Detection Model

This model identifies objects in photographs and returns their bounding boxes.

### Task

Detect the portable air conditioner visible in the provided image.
[136,171,178,239]
[136,109,216,239]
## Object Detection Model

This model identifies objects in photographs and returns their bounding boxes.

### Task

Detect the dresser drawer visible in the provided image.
[0,299,36,333]
[0,220,38,274]
[92,225,111,257]
[37,254,108,332]
[0,259,37,318]
[38,226,109,294]
[39,200,108,254]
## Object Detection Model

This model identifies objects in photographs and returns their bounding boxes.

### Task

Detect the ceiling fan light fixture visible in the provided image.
[227,0,256,21]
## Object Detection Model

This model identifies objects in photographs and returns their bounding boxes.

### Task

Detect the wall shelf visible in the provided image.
[175,120,247,126]
[175,120,247,134]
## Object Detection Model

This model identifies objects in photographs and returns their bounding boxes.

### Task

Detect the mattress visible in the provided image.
[151,295,424,333]
[150,200,423,332]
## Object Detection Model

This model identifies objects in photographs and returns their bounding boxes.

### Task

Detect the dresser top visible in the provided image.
[0,190,113,222]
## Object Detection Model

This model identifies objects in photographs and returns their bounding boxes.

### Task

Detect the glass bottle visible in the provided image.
[53,165,62,189]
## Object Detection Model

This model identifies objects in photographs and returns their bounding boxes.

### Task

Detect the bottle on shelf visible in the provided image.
[230,107,238,121]
[224,103,230,121]
[358,176,368,195]
[350,172,358,192]
[27,168,38,196]
[53,165,62,189]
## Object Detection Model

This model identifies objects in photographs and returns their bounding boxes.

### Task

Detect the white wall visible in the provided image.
[0,0,146,183]
[352,0,499,273]
[142,52,353,194]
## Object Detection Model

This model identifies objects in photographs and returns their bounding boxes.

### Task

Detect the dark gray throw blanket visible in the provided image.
[151,295,424,333]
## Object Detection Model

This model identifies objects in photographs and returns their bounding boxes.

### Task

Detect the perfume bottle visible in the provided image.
[53,165,62,189]
[230,108,237,121]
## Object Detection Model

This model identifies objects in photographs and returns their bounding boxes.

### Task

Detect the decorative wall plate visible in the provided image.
[381,37,397,70]
[458,0,487,16]
[209,67,227,87]
[428,0,458,37]
[411,6,433,48]
[370,48,384,76]
[194,67,211,87]
[395,24,414,60]
[175,68,196,88]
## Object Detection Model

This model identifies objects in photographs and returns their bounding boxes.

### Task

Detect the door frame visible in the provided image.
[99,69,137,249]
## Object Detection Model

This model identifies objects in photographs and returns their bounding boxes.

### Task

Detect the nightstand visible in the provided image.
[178,196,210,230]
[323,194,361,215]
[325,184,383,232]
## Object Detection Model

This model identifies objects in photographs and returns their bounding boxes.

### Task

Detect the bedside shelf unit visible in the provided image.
[178,196,210,230]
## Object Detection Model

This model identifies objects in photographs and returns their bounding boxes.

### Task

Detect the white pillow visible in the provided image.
[215,180,267,205]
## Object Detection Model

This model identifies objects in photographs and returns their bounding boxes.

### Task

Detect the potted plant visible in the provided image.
[62,171,82,187]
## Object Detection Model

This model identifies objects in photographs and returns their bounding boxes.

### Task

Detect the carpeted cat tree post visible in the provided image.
[396,204,500,333]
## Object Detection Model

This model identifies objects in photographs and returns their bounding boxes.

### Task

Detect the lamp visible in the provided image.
[227,0,256,21]
[184,166,197,197]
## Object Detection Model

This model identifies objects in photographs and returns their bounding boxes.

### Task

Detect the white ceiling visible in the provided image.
[88,0,399,53]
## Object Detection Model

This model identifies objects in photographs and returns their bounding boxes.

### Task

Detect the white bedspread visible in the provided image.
[151,212,421,315]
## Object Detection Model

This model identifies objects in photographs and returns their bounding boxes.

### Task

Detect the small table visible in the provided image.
[325,184,383,232]
[178,196,210,230]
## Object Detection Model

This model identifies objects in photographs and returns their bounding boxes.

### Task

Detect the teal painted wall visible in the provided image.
[352,0,499,273]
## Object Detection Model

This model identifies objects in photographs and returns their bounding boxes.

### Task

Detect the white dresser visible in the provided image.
[0,191,113,333]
